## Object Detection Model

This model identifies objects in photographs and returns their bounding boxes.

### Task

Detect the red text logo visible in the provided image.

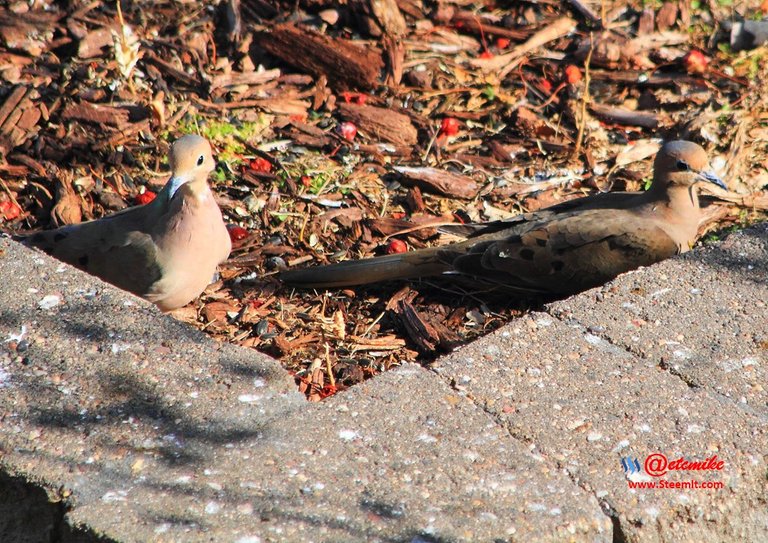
[643,453,725,477]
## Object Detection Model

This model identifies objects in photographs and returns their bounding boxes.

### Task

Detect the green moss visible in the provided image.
[175,114,271,159]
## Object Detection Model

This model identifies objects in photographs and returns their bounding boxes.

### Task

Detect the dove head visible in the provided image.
[652,140,726,191]
[166,135,215,199]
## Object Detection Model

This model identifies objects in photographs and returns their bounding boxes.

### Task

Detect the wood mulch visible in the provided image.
[1,0,767,401]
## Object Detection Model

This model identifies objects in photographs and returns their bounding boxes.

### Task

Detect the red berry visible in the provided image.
[134,190,156,205]
[479,50,494,59]
[300,175,312,187]
[440,117,460,136]
[339,121,357,141]
[228,225,249,242]
[249,157,272,173]
[341,92,367,105]
[564,65,582,84]
[683,50,709,74]
[496,37,510,49]
[540,78,553,93]
[386,239,407,254]
[0,200,21,221]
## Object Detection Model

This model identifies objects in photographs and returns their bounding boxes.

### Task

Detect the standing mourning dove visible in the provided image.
[19,135,231,311]
[281,141,726,296]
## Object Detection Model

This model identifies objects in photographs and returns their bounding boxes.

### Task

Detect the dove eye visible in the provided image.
[197,155,205,166]
[676,159,690,171]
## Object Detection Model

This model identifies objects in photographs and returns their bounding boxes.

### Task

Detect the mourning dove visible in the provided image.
[281,141,726,296]
[19,135,231,311]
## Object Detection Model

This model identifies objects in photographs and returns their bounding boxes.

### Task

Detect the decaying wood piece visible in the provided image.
[192,95,310,116]
[471,17,576,78]
[0,86,42,157]
[396,299,440,352]
[209,69,281,93]
[257,23,384,90]
[61,101,130,127]
[393,166,480,199]
[338,103,418,145]
[352,0,407,38]
[589,103,662,129]
[48,164,83,227]
[76,27,114,59]
[451,11,531,41]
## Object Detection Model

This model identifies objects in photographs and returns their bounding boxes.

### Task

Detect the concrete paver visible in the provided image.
[431,224,768,541]
[548,222,768,420]
[0,237,610,541]
[1,223,766,542]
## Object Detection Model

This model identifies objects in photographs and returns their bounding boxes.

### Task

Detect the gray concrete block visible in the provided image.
[432,309,767,541]
[549,223,768,420]
[0,238,610,541]
[211,365,611,542]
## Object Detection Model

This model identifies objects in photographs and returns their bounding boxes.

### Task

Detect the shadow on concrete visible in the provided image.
[0,469,115,543]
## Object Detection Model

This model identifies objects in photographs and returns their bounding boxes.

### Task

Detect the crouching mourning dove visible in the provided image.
[281,141,726,296]
[18,135,231,311]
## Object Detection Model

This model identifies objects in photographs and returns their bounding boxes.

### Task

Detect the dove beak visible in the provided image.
[167,173,192,198]
[699,170,726,190]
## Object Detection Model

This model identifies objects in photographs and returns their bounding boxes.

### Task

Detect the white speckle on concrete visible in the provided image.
[252,377,267,387]
[110,342,131,354]
[584,333,602,345]
[238,394,262,403]
[205,501,221,514]
[154,523,170,534]
[612,439,630,452]
[742,357,759,367]
[534,316,553,327]
[76,288,98,300]
[5,325,26,343]
[587,432,602,442]
[37,294,61,310]
[686,424,705,434]
[339,430,359,441]
[0,368,12,389]
[234,536,261,543]
[672,349,692,360]
[644,507,660,519]
[649,288,671,298]
[416,434,437,443]
[101,490,129,502]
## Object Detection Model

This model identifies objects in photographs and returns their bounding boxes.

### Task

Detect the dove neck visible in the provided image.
[646,180,700,210]
[160,177,210,206]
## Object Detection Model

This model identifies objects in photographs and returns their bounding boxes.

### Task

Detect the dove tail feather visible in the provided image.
[280,248,450,288]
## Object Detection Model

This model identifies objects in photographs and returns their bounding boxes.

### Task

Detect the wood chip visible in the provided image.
[394,166,480,199]
[257,23,384,90]
[61,101,130,127]
[338,103,418,145]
